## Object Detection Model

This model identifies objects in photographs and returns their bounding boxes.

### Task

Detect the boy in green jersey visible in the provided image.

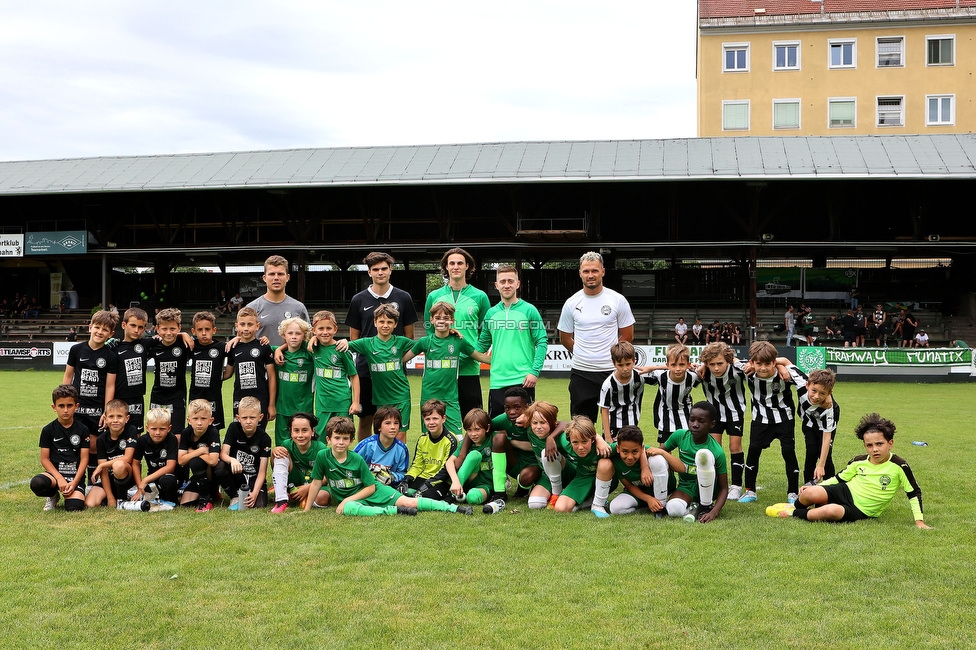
[522,400,575,512]
[406,301,491,435]
[303,416,472,516]
[298,311,360,438]
[336,304,412,440]
[441,408,494,506]
[396,399,460,497]
[776,413,928,528]
[271,317,314,446]
[270,412,329,513]
[654,402,729,523]
[547,416,605,514]
[592,425,667,517]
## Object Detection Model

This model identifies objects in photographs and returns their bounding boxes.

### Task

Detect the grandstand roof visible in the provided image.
[3,134,976,196]
[700,0,976,19]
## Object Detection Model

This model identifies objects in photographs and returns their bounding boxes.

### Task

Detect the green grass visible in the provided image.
[1,371,974,649]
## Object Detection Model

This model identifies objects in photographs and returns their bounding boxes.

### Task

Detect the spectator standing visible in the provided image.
[784,306,795,347]
[557,251,635,422]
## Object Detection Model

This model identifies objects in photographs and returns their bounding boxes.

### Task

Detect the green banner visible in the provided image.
[796,347,827,373]
[826,347,973,366]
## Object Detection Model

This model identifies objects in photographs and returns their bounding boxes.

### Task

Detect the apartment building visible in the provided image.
[698,1,976,135]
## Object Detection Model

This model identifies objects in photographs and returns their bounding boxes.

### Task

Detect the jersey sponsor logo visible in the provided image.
[209,348,220,358]
[249,348,261,358]
[96,357,107,368]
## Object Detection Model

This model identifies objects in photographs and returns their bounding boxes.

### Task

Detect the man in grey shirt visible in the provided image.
[246,255,309,347]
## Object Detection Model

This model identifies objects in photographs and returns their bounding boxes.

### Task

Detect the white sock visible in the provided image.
[271,457,289,503]
[540,452,564,496]
[527,495,549,509]
[592,478,612,511]
[695,449,716,507]
[609,493,638,515]
[649,455,670,503]
[666,498,688,517]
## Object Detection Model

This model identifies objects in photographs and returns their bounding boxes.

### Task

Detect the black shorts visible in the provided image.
[457,375,484,416]
[749,420,795,449]
[822,482,869,522]
[358,373,378,417]
[712,420,744,437]
[568,369,610,422]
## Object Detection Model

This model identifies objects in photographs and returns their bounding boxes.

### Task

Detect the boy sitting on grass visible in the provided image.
[303,416,472,516]
[86,399,139,508]
[396,399,459,498]
[31,385,90,512]
[354,406,410,487]
[775,413,929,528]
[591,425,662,517]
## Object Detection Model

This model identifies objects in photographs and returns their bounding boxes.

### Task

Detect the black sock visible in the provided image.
[792,507,809,520]
[731,452,745,486]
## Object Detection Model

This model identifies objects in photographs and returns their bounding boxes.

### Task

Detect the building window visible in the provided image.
[927,95,954,125]
[829,39,856,68]
[828,98,856,128]
[773,42,800,70]
[723,43,749,72]
[723,101,750,131]
[877,36,904,67]
[877,96,905,127]
[927,35,954,65]
[773,100,800,129]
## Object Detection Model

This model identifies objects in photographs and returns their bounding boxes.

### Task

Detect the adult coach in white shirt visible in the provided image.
[558,251,636,422]
[246,255,310,348]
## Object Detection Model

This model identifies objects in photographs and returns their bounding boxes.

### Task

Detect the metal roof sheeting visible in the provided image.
[3,134,976,196]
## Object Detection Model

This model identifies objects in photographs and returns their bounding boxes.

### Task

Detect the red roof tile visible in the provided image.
[700,0,976,19]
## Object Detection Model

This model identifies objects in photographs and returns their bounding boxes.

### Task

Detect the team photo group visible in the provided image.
[31,248,927,528]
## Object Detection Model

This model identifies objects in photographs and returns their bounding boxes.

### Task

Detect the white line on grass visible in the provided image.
[0,479,29,490]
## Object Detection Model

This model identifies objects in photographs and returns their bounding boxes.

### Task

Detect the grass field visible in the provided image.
[1,370,974,649]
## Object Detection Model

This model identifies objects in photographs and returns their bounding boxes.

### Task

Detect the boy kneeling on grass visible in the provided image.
[303,416,473,517]
[774,413,929,529]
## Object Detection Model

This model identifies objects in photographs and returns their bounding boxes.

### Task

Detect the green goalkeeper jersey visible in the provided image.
[821,452,924,520]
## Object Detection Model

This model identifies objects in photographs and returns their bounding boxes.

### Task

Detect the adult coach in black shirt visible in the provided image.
[344,252,418,441]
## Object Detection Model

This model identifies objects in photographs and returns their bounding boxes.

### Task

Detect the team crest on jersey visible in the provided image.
[601,305,612,315]
[250,445,259,454]
[69,434,81,446]
[295,358,304,367]
[345,471,355,479]
[96,358,107,368]
[330,354,338,364]
[134,344,144,354]
[391,301,400,310]
[879,475,891,490]
[119,440,127,449]
[468,306,475,317]
[284,311,293,319]
[250,348,261,358]
[209,348,220,358]
[160,450,168,458]
[391,346,398,354]
[172,347,182,357]
[449,344,456,354]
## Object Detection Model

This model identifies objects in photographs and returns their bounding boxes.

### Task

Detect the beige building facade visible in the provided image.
[698,1,976,136]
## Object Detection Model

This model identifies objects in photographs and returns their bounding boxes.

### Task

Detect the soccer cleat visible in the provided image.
[787,492,798,505]
[546,494,559,510]
[227,498,241,511]
[697,503,713,522]
[591,507,610,519]
[43,493,60,511]
[270,501,289,514]
[653,510,666,519]
[482,498,505,514]
[727,485,743,501]
[766,503,795,518]
[738,490,758,503]
[195,501,213,513]
[454,505,474,516]
[396,506,418,516]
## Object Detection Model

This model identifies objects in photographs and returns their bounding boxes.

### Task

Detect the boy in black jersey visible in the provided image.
[178,399,221,511]
[188,311,229,430]
[214,396,272,509]
[113,307,151,432]
[86,399,139,508]
[63,309,119,477]
[131,407,180,503]
[31,385,90,512]
[224,307,277,426]
[149,308,190,433]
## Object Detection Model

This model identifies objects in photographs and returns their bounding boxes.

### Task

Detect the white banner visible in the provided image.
[0,234,24,257]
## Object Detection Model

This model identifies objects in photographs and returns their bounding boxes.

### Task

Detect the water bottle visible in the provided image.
[911,441,928,447]
[118,500,151,512]
[237,484,250,511]
[683,502,700,523]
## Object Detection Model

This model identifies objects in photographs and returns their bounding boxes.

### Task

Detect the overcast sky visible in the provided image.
[0,2,698,162]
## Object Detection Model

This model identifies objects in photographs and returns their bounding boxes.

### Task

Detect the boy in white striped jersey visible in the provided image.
[599,341,651,443]
[697,342,749,500]
[645,343,701,444]
[740,341,801,505]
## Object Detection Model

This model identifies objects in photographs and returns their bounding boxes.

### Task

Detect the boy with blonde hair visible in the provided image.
[178,399,221,511]
[132,407,180,503]
[86,399,139,508]
[215,396,272,509]
[272,316,315,445]
[305,311,359,438]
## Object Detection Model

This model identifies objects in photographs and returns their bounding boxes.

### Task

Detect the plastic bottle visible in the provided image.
[683,502,700,523]
[237,485,250,511]
[911,441,928,447]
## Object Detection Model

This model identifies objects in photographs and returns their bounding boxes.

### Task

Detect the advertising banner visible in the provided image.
[25,231,87,255]
[0,234,24,257]
[0,343,54,368]
[826,347,973,366]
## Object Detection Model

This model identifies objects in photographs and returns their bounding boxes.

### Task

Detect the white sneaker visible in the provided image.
[787,492,798,505]
[43,494,60,511]
[727,485,743,501]
[738,490,758,503]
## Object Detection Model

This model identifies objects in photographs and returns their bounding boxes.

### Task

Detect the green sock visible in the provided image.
[491,452,508,493]
[466,489,487,505]
[417,496,456,513]
[457,452,482,486]
[342,501,391,517]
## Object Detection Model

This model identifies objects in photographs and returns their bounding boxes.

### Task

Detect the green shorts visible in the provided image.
[363,483,402,507]
[316,410,354,438]
[537,463,577,494]
[507,448,539,478]
[560,473,596,506]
